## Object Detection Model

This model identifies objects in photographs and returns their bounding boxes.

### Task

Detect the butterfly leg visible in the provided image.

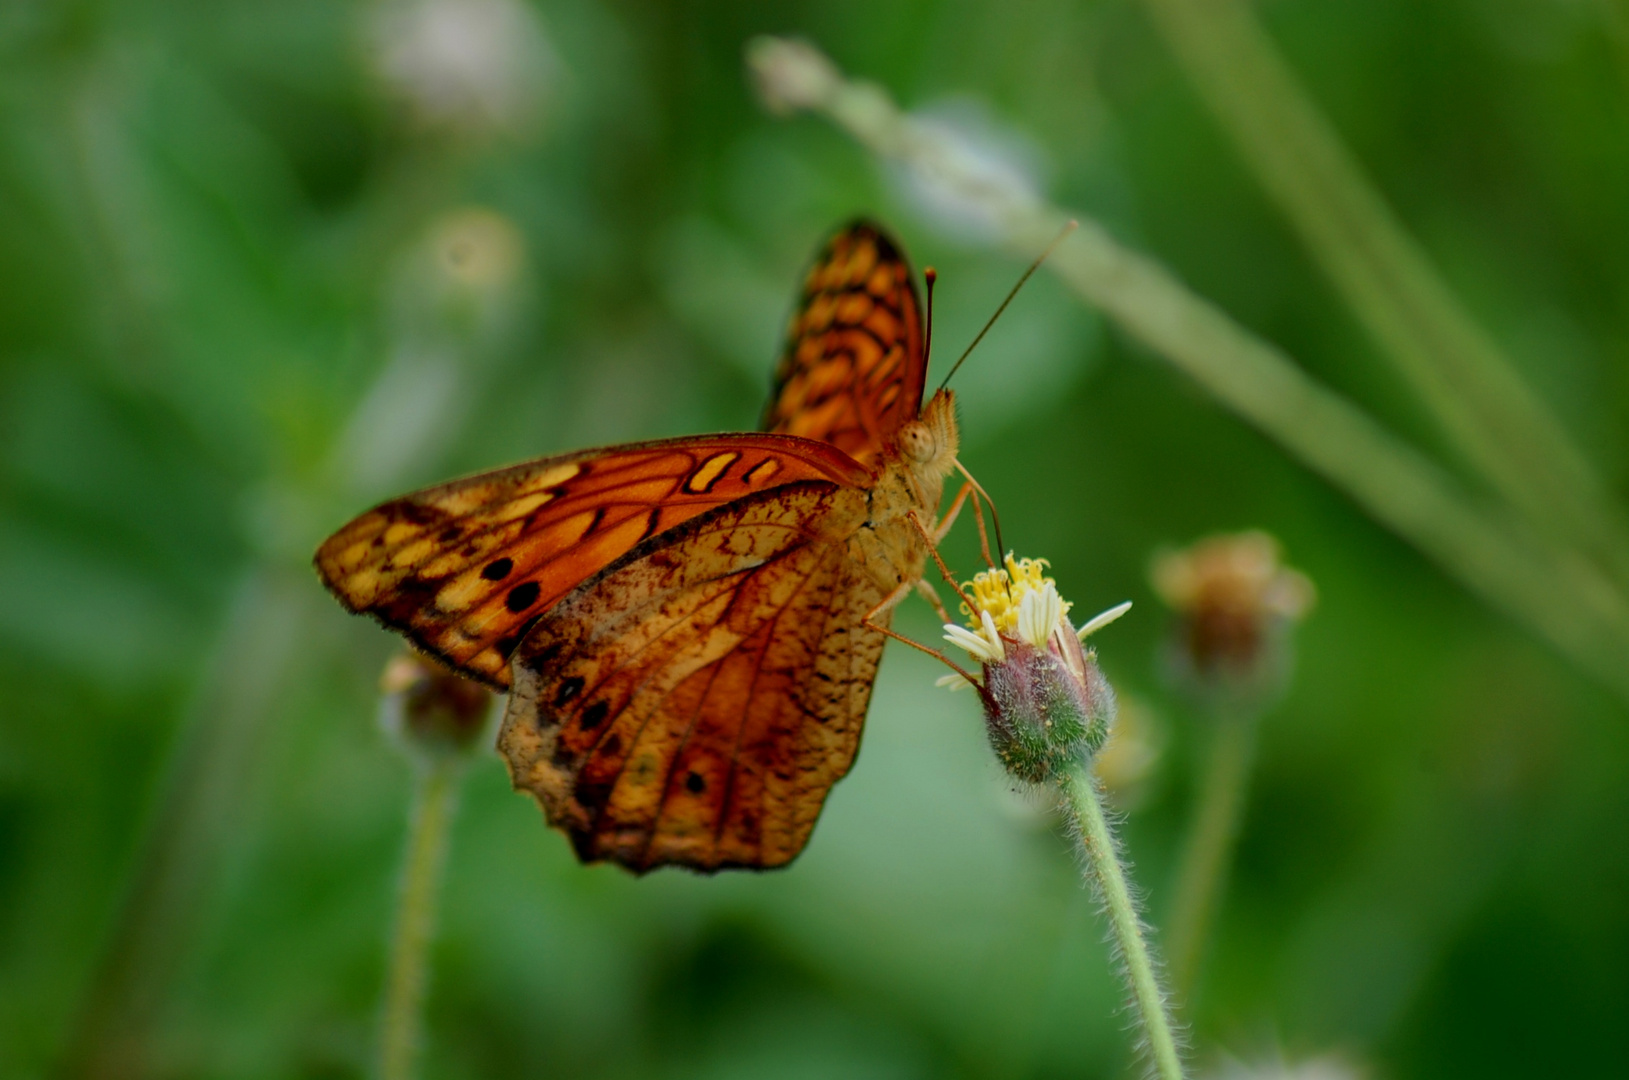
[907,511,981,614]
[863,585,986,693]
[933,481,973,543]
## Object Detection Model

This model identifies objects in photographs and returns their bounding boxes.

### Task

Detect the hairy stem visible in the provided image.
[1165,708,1258,999]
[1062,764,1185,1080]
[1140,0,1629,590]
[378,762,460,1080]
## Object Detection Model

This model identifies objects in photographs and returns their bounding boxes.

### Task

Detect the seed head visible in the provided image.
[1150,530,1314,704]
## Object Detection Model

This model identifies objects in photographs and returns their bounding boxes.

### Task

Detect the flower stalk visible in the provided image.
[379,760,459,1080]
[935,554,1183,1077]
[374,653,494,1080]
[1164,705,1255,999]
[1062,764,1186,1080]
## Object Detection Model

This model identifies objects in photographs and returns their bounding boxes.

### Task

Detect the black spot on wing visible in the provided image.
[506,581,540,612]
[580,700,610,730]
[555,676,585,706]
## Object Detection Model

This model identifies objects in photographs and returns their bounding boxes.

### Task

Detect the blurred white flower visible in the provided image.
[366,0,556,138]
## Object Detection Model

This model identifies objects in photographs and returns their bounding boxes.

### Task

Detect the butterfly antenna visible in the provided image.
[935,219,1079,394]
[923,267,937,369]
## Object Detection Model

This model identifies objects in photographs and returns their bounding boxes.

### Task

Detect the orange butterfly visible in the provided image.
[316,222,970,872]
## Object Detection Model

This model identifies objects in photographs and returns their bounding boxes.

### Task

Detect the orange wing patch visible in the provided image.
[499,482,892,872]
[761,221,926,467]
[314,435,870,689]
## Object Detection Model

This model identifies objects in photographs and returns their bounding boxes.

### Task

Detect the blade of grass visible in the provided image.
[1140,0,1629,590]
[745,37,1629,706]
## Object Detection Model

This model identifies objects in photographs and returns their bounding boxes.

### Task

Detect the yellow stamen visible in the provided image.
[960,553,1072,633]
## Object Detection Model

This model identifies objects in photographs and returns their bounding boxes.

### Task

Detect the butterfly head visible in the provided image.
[898,388,960,483]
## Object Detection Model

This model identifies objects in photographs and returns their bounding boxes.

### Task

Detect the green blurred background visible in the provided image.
[3,1,1627,1077]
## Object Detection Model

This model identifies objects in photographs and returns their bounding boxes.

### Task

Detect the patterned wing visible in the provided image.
[761,221,926,467]
[314,435,871,689]
[498,481,900,872]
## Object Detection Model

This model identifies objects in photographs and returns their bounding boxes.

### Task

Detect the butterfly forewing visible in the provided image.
[761,221,926,467]
[315,435,870,688]
[498,482,890,871]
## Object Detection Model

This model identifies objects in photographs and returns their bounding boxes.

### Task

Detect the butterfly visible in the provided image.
[315,222,969,872]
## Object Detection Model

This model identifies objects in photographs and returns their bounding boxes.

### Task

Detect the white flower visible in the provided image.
[1016,581,1063,648]
[934,672,974,692]
[943,608,1005,664]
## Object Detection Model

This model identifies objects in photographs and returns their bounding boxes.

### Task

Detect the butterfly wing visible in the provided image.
[761,221,926,467]
[314,435,870,689]
[498,480,896,871]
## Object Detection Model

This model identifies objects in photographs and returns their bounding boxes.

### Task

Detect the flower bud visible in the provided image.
[981,634,1115,783]
[940,554,1129,784]
[380,651,494,765]
[1150,530,1314,706]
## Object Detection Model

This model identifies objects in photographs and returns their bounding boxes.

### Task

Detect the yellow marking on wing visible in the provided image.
[390,536,439,568]
[522,462,583,494]
[383,522,420,546]
[743,457,781,485]
[686,452,740,493]
[499,490,554,523]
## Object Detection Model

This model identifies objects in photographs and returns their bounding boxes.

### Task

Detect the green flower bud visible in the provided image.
[939,553,1130,785]
[981,636,1116,783]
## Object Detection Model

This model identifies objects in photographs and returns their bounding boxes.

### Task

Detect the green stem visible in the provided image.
[1165,709,1258,999]
[378,762,460,1080]
[1139,0,1629,591]
[1062,765,1186,1080]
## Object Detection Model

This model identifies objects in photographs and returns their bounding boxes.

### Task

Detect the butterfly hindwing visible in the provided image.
[761,221,927,467]
[498,481,893,872]
[314,435,870,688]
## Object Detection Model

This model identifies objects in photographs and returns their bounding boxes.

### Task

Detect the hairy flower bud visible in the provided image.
[982,634,1115,783]
[939,553,1129,784]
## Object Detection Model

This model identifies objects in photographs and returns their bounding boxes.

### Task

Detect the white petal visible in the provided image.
[1018,583,1062,648]
[944,623,1001,663]
[1076,600,1133,640]
[979,609,1007,662]
[935,672,974,692]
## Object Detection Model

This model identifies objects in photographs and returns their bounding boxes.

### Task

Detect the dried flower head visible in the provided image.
[380,651,494,764]
[938,552,1129,784]
[1150,530,1314,700]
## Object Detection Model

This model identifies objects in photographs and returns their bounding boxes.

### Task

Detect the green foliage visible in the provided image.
[2,1,1627,1078]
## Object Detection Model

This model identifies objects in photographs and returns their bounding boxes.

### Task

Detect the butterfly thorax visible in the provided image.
[851,389,960,595]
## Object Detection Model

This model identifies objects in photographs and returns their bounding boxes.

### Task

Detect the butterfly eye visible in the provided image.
[900,423,937,463]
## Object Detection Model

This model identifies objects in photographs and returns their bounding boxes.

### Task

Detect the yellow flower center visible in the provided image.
[960,554,1072,633]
